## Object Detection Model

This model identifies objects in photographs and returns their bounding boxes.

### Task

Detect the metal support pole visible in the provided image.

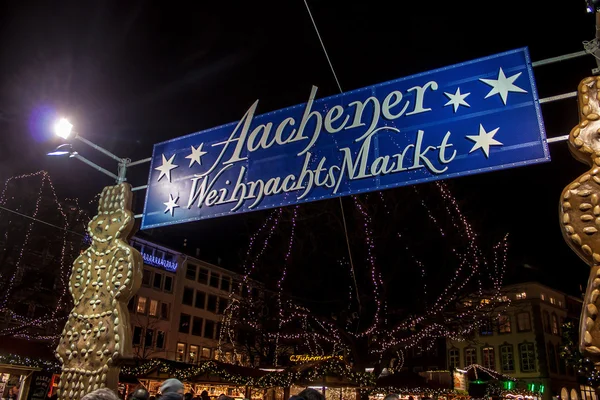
[128,157,152,167]
[75,134,123,163]
[531,51,588,68]
[72,153,120,181]
[117,159,130,184]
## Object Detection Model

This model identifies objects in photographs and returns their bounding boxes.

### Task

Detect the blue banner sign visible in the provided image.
[141,47,548,229]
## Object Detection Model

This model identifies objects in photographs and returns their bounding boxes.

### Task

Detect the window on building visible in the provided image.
[179,313,191,334]
[500,345,515,372]
[581,385,597,400]
[482,346,495,370]
[176,343,186,362]
[156,331,166,349]
[548,343,558,373]
[218,298,229,315]
[221,276,231,292]
[136,296,147,314]
[465,348,477,366]
[207,295,217,313]
[498,315,511,334]
[189,345,198,364]
[202,347,211,359]
[550,297,556,305]
[572,389,580,400]
[142,269,151,286]
[153,273,162,290]
[210,272,220,288]
[519,342,536,372]
[182,287,194,306]
[541,293,546,301]
[544,311,551,333]
[481,298,491,305]
[161,303,170,320]
[192,317,203,336]
[195,291,206,309]
[164,275,173,293]
[198,268,209,285]
[552,313,559,335]
[516,292,527,300]
[186,263,197,280]
[225,352,233,363]
[517,312,531,331]
[149,300,159,317]
[204,320,215,339]
[144,329,154,348]
[480,320,493,336]
[449,348,460,369]
[133,326,143,346]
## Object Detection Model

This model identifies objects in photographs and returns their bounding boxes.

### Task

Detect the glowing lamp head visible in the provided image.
[54,118,73,139]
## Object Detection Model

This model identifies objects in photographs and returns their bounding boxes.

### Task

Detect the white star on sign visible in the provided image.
[155,154,178,182]
[163,193,180,217]
[444,87,471,113]
[185,144,208,167]
[479,67,527,105]
[466,124,503,158]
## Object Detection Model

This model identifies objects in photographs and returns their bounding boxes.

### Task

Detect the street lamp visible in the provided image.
[47,117,150,184]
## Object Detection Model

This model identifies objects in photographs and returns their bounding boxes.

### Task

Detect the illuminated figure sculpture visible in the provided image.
[561,76,600,359]
[55,184,142,399]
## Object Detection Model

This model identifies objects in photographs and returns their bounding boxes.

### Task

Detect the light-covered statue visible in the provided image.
[56,184,142,399]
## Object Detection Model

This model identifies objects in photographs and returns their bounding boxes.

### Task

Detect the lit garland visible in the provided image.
[560,320,600,386]
[0,353,60,372]
[463,364,516,382]
[366,386,465,396]
[120,357,375,388]
[0,171,90,341]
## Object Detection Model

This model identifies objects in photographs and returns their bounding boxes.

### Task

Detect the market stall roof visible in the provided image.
[0,337,56,374]
[281,358,368,388]
[375,370,428,389]
[0,363,42,376]
[118,358,267,385]
[0,337,55,361]
[463,364,515,382]
[187,360,268,383]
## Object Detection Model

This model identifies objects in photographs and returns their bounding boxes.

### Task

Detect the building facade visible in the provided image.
[129,237,247,365]
[446,282,592,400]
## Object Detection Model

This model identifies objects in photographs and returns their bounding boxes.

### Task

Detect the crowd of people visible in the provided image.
[77,381,402,400]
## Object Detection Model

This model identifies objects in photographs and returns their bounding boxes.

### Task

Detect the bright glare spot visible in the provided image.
[54,118,73,139]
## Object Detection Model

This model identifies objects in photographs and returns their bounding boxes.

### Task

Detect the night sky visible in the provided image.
[0,1,598,298]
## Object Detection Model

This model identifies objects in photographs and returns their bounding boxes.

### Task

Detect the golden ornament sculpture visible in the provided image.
[560,76,600,358]
[55,183,142,399]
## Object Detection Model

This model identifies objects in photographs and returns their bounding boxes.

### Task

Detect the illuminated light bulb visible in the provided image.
[54,118,74,139]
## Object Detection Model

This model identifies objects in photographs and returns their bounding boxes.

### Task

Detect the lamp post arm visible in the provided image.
[75,134,123,163]
[72,153,119,181]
